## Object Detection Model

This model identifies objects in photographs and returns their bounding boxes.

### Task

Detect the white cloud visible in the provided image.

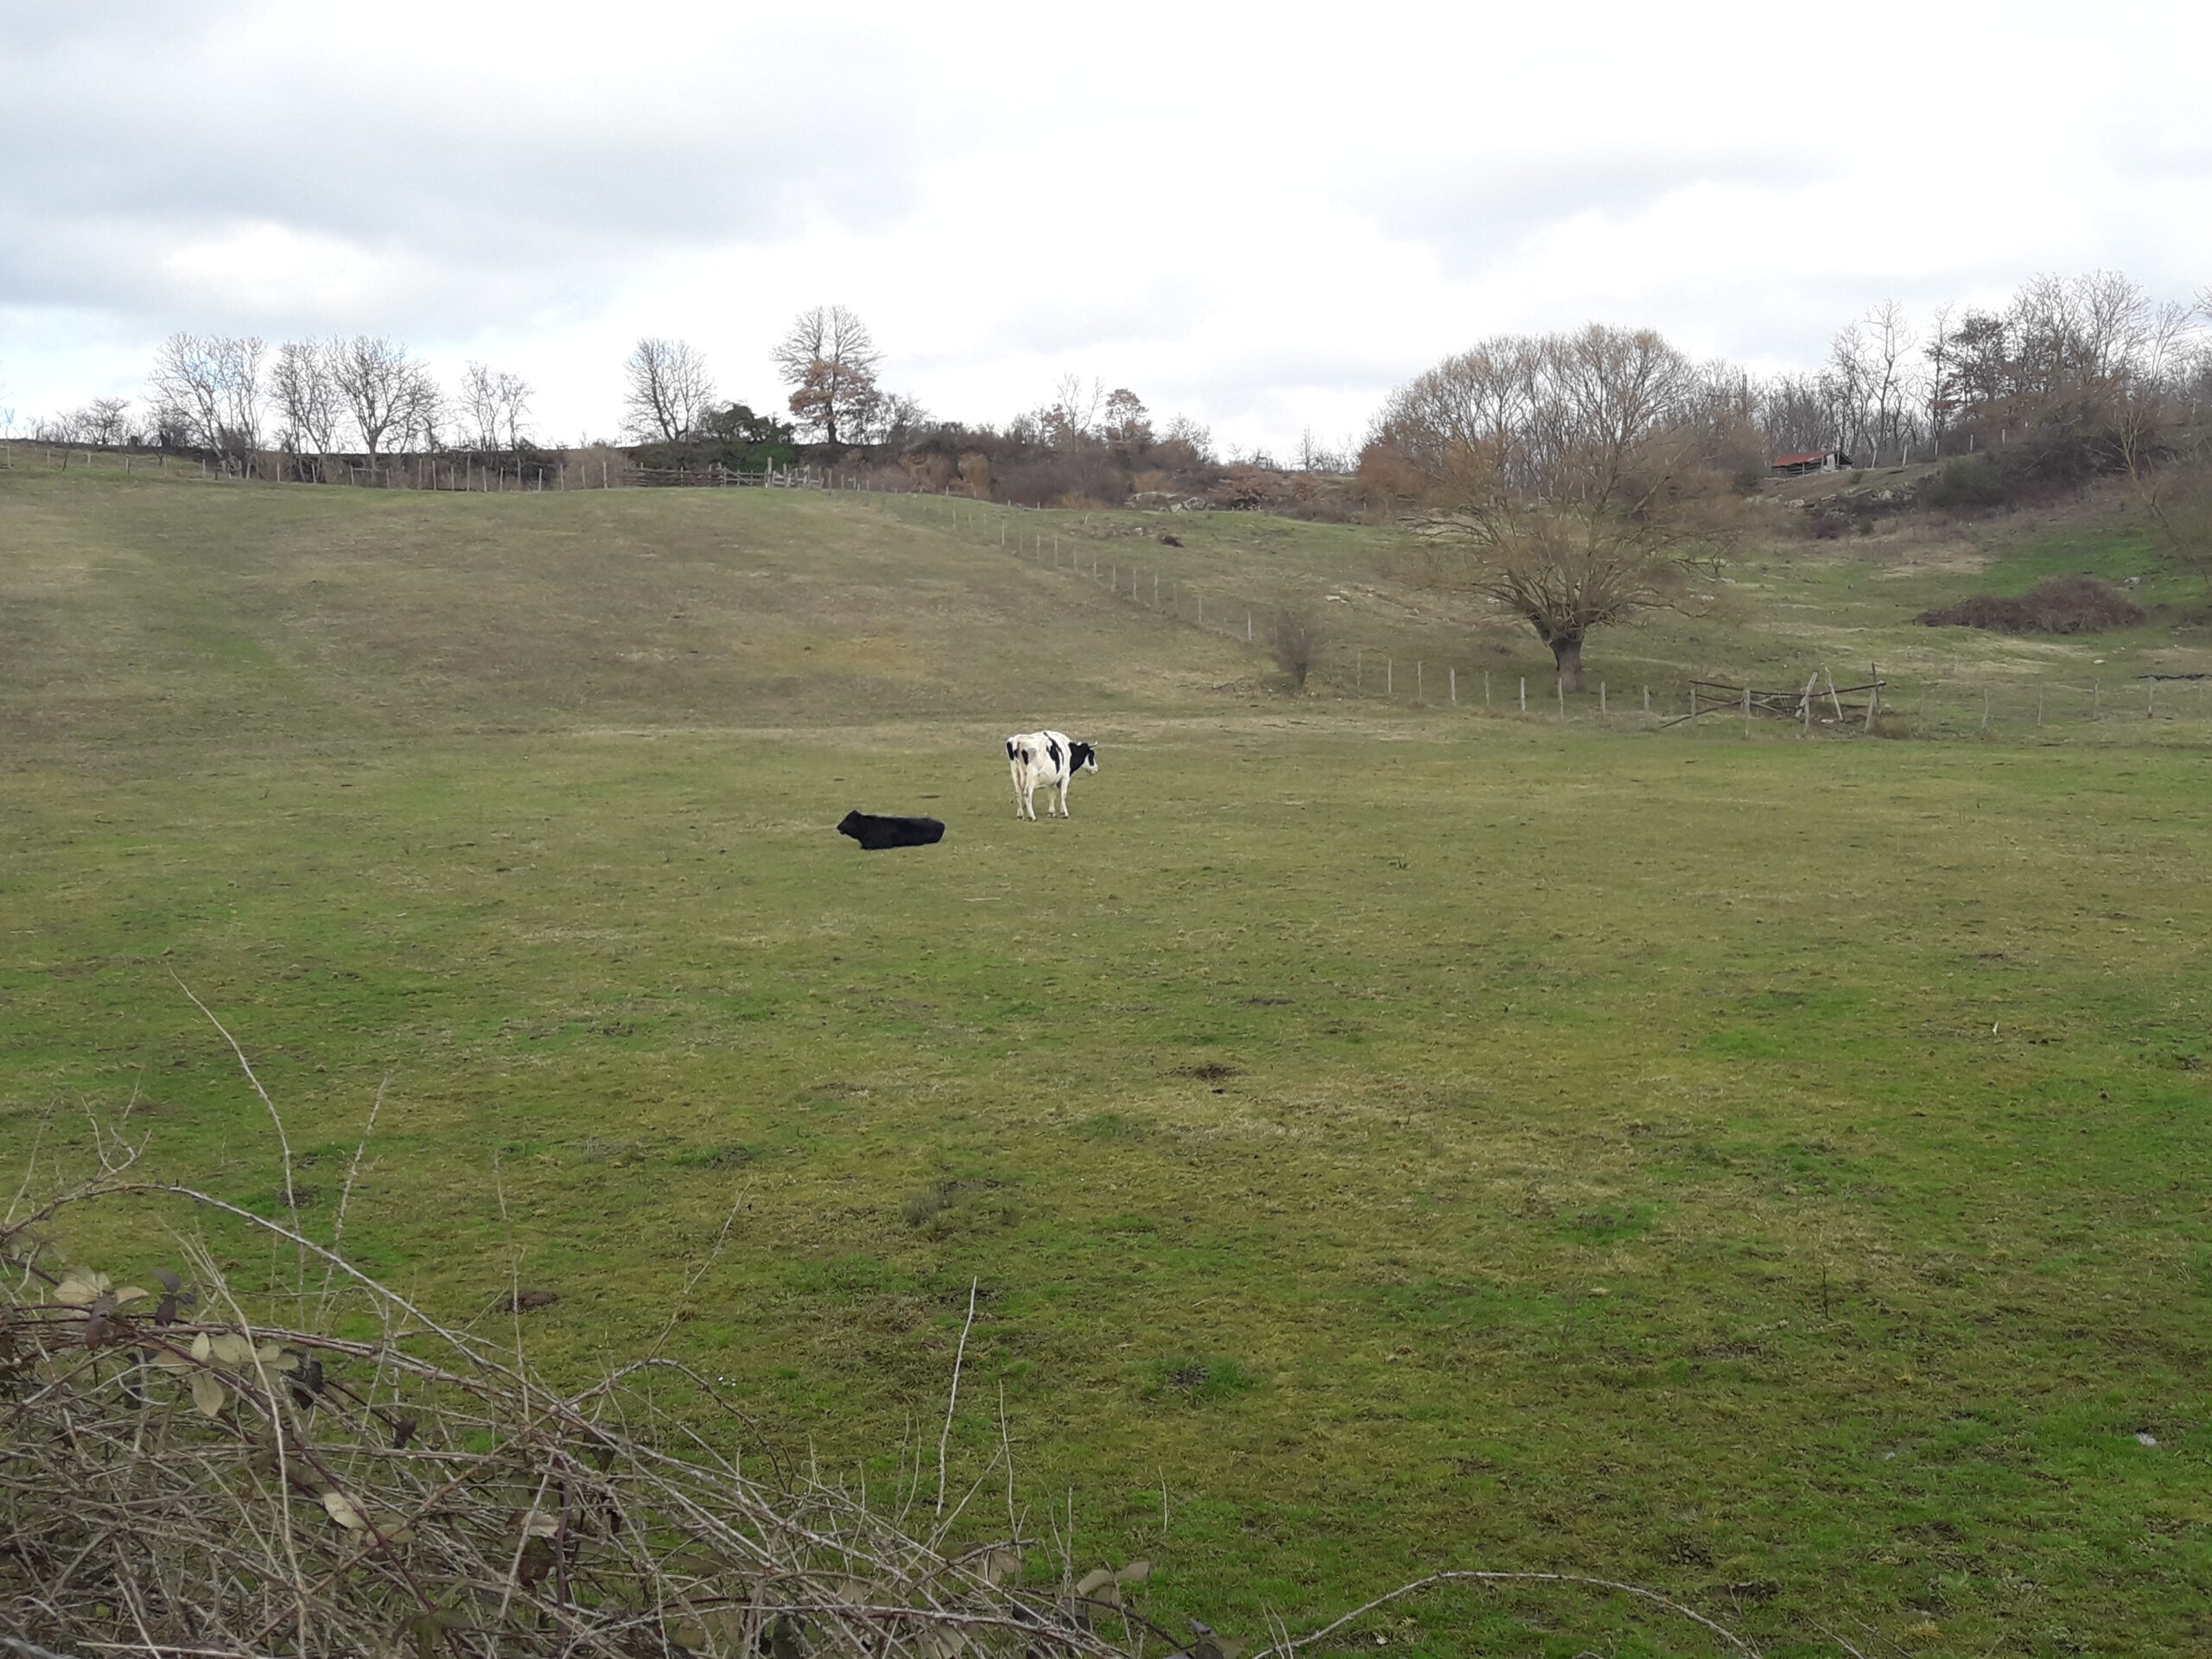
[3,0,2208,452]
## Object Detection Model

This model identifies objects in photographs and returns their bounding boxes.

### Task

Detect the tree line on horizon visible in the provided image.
[10,272,2212,685]
[13,271,2196,486]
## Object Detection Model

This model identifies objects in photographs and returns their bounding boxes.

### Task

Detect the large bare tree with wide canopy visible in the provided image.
[1364,324,1746,690]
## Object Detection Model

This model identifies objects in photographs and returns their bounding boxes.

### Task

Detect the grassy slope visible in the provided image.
[889,480,2208,729]
[4,467,2210,1658]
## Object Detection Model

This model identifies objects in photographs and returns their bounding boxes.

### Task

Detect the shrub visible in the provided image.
[1266,598,1332,688]
[1916,575,2145,634]
[1921,454,2009,511]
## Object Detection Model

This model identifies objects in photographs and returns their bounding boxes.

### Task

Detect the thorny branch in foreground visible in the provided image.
[0,995,1770,1658]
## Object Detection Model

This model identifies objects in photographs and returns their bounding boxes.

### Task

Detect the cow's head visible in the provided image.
[836,810,867,840]
[1069,741,1098,772]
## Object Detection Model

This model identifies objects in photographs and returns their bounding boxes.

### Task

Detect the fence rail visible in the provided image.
[871,486,2212,744]
[0,440,836,493]
[12,445,2204,743]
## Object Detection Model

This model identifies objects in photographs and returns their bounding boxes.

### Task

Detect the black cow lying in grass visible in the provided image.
[837,810,946,851]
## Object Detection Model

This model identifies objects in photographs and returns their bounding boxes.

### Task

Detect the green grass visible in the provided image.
[4,467,2211,1656]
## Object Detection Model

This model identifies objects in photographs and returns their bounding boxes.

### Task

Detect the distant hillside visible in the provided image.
[3,467,2204,760]
[0,472,1262,753]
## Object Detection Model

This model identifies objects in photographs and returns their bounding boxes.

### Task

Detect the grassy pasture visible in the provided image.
[880,479,2210,728]
[4,469,2211,1656]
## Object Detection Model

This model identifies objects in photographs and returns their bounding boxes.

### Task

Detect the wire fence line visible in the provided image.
[14,447,2201,744]
[872,487,2212,742]
[0,439,851,493]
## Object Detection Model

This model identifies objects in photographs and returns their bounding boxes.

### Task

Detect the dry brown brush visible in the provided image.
[1,999,1767,1659]
[1,1111,1149,1659]
[1916,575,2145,634]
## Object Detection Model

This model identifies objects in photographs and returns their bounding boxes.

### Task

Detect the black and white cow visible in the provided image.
[1005,729,1097,820]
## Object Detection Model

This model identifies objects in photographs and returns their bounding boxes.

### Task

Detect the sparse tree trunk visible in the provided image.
[1549,633,1585,692]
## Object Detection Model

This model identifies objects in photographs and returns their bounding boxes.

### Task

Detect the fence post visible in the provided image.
[2093,677,2101,719]
[1484,671,1492,709]
[1388,659,1394,695]
[1642,684,1650,721]
[1599,681,1606,720]
[1247,611,1253,642]
[1417,662,1424,702]
[1450,668,1457,705]
[1519,677,1526,714]
[1981,687,1992,732]
[1742,683,1751,738]
[2147,680,2157,719]
[2036,686,2044,727]
[1357,650,1363,690]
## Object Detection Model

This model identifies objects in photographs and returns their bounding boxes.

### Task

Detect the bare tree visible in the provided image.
[772,307,880,445]
[1370,324,1700,507]
[84,397,132,446]
[1035,374,1103,448]
[330,336,439,469]
[1101,388,1151,446]
[875,391,930,447]
[2147,467,2212,588]
[622,338,715,442]
[1370,324,1732,689]
[1923,304,1957,453]
[461,361,534,450]
[1160,413,1214,461]
[271,340,345,479]
[149,333,266,460]
[1846,300,1920,461]
[33,410,89,442]
[1266,594,1332,688]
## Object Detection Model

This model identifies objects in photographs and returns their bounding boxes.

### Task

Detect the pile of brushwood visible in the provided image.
[0,1004,1763,1657]
[1916,575,2146,634]
[0,1165,1160,1658]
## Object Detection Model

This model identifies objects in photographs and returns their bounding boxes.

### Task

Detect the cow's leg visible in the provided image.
[1012,766,1032,819]
[1056,783,1071,818]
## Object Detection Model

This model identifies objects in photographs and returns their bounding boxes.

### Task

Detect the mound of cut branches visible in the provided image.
[1,1170,1148,1659]
[1916,575,2145,634]
[1,993,1766,1658]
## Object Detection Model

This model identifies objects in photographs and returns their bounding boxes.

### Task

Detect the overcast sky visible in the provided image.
[3,0,2208,455]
